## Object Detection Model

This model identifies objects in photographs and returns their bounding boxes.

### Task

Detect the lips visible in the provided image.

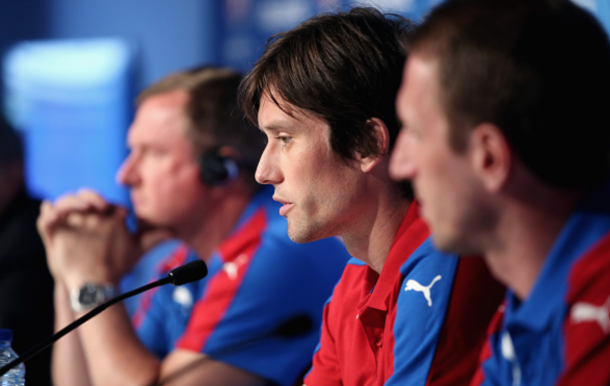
[273,196,294,216]
[279,203,294,216]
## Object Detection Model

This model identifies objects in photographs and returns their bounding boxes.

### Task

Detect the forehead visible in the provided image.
[398,56,447,124]
[257,92,329,136]
[399,55,441,108]
[128,90,190,145]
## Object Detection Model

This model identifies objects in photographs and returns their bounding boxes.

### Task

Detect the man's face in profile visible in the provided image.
[116,90,208,233]
[391,55,487,253]
[255,92,366,244]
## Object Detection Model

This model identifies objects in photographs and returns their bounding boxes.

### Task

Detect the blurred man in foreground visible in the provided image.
[390,0,610,384]
[240,7,503,385]
[38,66,350,386]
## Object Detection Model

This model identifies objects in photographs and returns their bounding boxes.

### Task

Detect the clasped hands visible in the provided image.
[37,189,154,291]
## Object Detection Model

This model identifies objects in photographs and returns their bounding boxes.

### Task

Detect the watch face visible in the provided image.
[79,284,103,306]
[78,284,113,307]
[71,283,115,313]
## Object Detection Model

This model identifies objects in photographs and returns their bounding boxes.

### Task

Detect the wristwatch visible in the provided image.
[70,283,116,313]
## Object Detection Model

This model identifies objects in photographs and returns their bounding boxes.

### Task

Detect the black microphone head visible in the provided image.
[274,315,314,338]
[168,260,208,286]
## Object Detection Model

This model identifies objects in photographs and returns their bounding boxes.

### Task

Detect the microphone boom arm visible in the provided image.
[0,259,207,377]
[0,277,171,377]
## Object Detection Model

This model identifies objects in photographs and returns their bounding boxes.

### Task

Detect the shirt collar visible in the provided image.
[366,202,430,312]
[506,185,610,331]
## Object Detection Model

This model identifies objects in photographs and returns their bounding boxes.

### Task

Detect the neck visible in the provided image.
[484,182,582,300]
[342,185,411,274]
[183,184,255,262]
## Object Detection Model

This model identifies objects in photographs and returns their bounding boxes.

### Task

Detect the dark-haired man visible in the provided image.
[390,0,610,385]
[38,66,349,386]
[240,7,504,385]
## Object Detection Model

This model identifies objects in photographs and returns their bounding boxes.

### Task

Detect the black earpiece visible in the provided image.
[199,148,239,186]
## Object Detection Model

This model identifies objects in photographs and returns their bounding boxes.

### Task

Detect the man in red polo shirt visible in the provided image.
[239,7,504,385]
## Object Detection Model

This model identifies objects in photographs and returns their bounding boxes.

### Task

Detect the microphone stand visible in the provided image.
[0,278,171,377]
[0,259,208,377]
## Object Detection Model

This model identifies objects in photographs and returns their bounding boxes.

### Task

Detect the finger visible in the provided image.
[53,194,103,218]
[76,189,111,212]
[37,199,67,231]
[65,212,87,228]
[113,206,130,220]
[37,200,57,242]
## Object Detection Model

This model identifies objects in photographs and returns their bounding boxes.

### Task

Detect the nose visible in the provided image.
[255,145,282,185]
[116,152,139,187]
[389,130,417,181]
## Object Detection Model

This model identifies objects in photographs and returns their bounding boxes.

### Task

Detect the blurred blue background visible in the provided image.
[1,0,608,205]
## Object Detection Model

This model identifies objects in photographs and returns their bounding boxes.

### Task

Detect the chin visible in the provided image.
[287,229,317,244]
[432,232,476,255]
[287,221,327,244]
[134,211,168,228]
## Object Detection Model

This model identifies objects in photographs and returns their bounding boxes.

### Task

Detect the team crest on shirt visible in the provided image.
[223,253,249,280]
[571,294,610,334]
[173,286,194,309]
[404,275,442,307]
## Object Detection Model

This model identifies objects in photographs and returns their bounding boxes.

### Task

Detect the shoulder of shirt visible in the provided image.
[346,257,367,266]
[567,231,610,302]
[399,237,457,274]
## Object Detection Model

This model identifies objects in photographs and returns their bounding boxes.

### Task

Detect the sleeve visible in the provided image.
[387,241,504,386]
[174,232,342,386]
[304,294,343,386]
[558,234,610,386]
[385,241,460,386]
[424,257,505,386]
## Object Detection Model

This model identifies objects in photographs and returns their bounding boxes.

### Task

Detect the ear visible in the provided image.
[359,117,390,173]
[469,123,512,193]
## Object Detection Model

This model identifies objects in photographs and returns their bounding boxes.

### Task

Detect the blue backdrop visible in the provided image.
[2,0,609,204]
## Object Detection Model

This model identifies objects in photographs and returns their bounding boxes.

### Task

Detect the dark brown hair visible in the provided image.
[139,66,265,185]
[239,7,416,163]
[410,0,610,187]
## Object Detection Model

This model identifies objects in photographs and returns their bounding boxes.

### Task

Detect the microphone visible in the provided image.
[274,315,314,337]
[0,260,208,377]
[154,314,315,385]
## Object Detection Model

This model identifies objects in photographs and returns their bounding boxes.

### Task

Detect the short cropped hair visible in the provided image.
[239,7,416,163]
[410,0,610,187]
[139,66,265,184]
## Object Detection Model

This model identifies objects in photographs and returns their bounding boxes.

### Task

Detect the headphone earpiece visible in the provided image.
[199,149,239,186]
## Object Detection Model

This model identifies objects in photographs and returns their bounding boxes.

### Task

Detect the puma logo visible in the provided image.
[404,275,442,307]
[223,254,249,280]
[571,294,610,334]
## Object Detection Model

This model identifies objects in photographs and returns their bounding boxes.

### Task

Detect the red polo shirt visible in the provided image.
[305,203,428,385]
[305,202,504,386]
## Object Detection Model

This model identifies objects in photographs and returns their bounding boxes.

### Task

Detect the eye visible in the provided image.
[276,135,293,146]
[143,147,166,158]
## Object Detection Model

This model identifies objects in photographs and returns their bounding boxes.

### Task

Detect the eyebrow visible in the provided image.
[259,120,301,134]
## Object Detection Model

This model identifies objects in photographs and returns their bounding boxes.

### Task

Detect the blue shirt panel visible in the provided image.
[386,237,459,385]
[479,182,610,386]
